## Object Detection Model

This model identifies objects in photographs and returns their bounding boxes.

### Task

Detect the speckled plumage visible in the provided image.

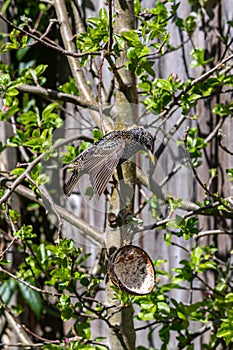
[63,126,154,198]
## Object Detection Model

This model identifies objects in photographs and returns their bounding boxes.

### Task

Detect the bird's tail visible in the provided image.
[63,169,79,196]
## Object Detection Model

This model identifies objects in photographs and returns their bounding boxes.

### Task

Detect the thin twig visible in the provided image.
[38,18,57,41]
[98,50,105,134]
[107,0,113,53]
[0,266,69,297]
[183,126,231,214]
[0,236,18,260]
[0,153,44,206]
[0,14,101,59]
[218,137,233,155]
[133,196,233,233]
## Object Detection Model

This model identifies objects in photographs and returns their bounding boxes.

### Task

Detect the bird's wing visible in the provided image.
[90,157,120,198]
[83,140,125,197]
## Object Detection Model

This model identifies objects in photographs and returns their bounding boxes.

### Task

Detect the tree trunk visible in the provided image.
[105,1,137,349]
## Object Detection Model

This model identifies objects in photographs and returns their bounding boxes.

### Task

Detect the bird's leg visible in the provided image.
[108,173,119,189]
[115,164,128,208]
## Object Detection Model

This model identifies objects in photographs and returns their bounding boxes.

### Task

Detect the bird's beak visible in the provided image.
[149,151,155,165]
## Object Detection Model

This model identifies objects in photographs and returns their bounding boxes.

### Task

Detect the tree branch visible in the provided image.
[0,153,44,206]
[0,266,68,298]
[1,179,104,246]
[17,84,99,110]
[3,309,33,346]
[134,197,233,234]
[0,295,60,345]
[53,0,96,103]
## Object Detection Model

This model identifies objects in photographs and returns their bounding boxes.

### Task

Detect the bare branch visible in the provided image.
[0,295,60,344]
[53,0,96,103]
[17,84,99,111]
[0,153,44,206]
[98,50,105,134]
[107,0,113,53]
[218,136,233,155]
[195,229,226,240]
[0,236,18,260]
[3,308,33,346]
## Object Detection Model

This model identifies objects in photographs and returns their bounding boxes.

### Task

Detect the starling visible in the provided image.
[63,126,155,198]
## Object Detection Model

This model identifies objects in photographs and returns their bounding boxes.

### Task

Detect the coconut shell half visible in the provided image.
[107,245,155,295]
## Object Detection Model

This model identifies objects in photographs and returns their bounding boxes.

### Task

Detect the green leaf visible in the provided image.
[7,87,19,96]
[134,0,141,16]
[217,316,233,346]
[0,278,17,304]
[92,128,103,141]
[14,225,37,240]
[141,61,155,77]
[226,168,233,181]
[0,73,10,86]
[96,346,108,350]
[0,41,20,53]
[159,324,170,344]
[157,301,170,314]
[175,15,197,36]
[0,259,11,266]
[99,7,107,21]
[35,64,48,76]
[177,311,187,320]
[77,321,91,340]
[0,141,6,153]
[190,47,214,68]
[122,30,139,44]
[213,102,233,116]
[41,108,63,129]
[57,294,74,321]
[16,46,31,61]
[1,0,11,14]
[21,35,28,48]
[58,77,79,95]
[18,281,42,319]
[191,246,202,266]
[18,111,40,129]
